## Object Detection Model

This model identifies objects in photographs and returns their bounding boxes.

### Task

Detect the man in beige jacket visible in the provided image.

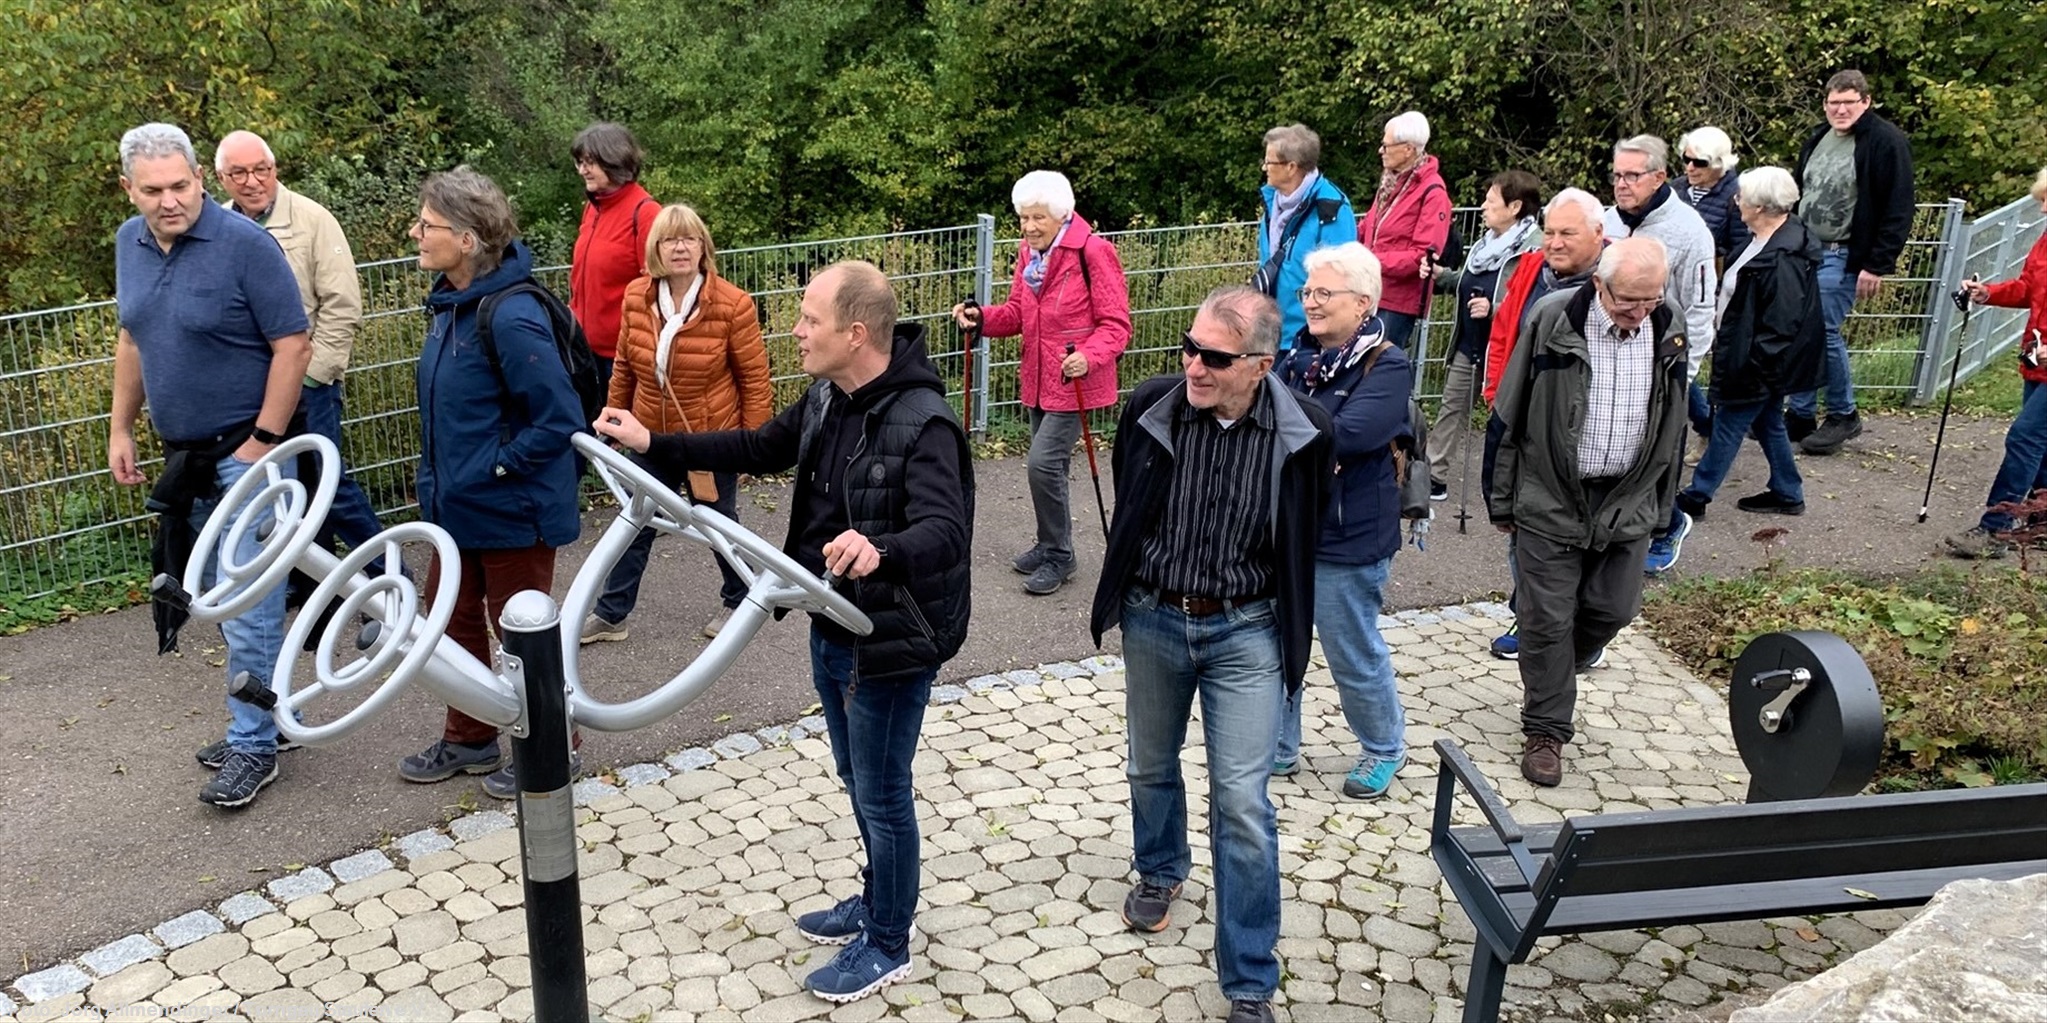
[215,131,389,601]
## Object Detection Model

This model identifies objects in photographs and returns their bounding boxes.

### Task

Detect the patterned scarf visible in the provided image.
[1023,217,1074,294]
[1290,316,1385,393]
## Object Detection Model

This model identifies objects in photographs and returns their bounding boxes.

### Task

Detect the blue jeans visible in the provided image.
[299,381,387,572]
[1379,310,1418,350]
[1670,398,1803,531]
[1787,247,1858,419]
[1120,587,1282,1001]
[1688,381,1711,435]
[1278,556,1403,765]
[1982,380,2047,531]
[594,455,744,623]
[810,631,932,956]
[191,455,290,755]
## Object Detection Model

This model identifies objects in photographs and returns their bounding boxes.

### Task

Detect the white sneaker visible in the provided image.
[580,614,628,645]
[703,607,733,639]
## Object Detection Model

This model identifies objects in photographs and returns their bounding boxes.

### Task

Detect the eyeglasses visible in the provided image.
[1378,141,1413,152]
[1297,286,1359,304]
[411,216,458,235]
[1181,333,1265,370]
[1610,169,1660,185]
[1260,159,1292,169]
[223,163,274,185]
[1599,282,1663,314]
[1824,98,1868,109]
[657,236,701,249]
[1684,157,1712,169]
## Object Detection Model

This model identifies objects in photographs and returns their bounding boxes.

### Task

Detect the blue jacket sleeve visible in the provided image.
[489,296,583,477]
[1330,351,1412,465]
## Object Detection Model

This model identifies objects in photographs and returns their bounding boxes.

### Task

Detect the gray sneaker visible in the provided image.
[1022,555,1077,596]
[1944,525,2012,560]
[196,736,299,769]
[1011,545,1047,575]
[481,750,585,800]
[579,614,628,645]
[398,738,503,783]
[703,606,733,639]
[199,751,278,809]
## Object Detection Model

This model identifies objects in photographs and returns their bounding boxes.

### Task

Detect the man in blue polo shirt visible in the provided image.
[108,123,312,809]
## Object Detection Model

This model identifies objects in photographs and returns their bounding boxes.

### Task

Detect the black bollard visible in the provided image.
[497,590,590,1023]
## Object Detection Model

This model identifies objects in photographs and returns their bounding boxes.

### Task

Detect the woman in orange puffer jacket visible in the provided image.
[583,204,772,641]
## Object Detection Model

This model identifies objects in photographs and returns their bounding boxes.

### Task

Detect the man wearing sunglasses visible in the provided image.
[1489,237,1688,788]
[1089,286,1332,1023]
[1787,69,1915,456]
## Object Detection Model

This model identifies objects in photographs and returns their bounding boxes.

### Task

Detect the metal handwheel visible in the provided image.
[1730,630,1885,802]
[272,522,463,747]
[182,434,340,623]
[577,432,699,537]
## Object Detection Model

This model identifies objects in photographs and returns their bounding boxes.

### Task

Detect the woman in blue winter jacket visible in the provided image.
[399,167,586,797]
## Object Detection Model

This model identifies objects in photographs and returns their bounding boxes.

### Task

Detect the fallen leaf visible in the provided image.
[1795,927,1820,942]
[1844,887,1879,901]
[803,703,822,716]
[714,713,732,723]
[198,875,217,883]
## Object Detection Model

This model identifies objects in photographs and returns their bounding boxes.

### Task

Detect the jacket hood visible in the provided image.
[846,322,942,410]
[427,241,536,309]
[1261,173,1349,206]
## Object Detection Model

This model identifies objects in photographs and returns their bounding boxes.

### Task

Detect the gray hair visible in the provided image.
[1197,285,1282,356]
[1596,236,1670,288]
[1263,124,1322,171]
[1385,111,1431,152]
[1011,170,1076,220]
[419,165,519,275]
[1301,242,1384,313]
[120,123,199,178]
[1677,126,1738,172]
[1613,134,1671,174]
[213,130,276,173]
[1736,166,1800,215]
[1545,188,1607,232]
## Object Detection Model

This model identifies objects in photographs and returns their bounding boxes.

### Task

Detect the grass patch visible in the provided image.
[1644,561,2047,789]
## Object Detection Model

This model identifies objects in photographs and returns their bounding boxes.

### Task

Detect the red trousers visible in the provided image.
[426,544,558,745]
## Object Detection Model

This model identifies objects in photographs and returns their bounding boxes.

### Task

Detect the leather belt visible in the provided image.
[1156,588,1267,617]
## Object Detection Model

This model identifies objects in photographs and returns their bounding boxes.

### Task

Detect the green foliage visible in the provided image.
[1646,564,2047,788]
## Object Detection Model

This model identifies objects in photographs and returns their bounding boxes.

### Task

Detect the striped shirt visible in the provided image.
[1578,300,1657,478]
[1137,382,1277,598]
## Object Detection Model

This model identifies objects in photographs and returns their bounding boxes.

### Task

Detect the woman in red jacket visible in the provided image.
[1358,110,1453,348]
[951,171,1131,595]
[569,122,660,386]
[1947,167,2047,558]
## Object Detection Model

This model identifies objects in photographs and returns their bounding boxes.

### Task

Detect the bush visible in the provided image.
[1645,563,2047,789]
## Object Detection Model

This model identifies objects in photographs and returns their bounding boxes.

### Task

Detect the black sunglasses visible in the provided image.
[1181,333,1265,370]
[1684,157,1713,169]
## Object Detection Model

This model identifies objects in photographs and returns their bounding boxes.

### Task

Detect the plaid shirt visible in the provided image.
[1577,299,1657,477]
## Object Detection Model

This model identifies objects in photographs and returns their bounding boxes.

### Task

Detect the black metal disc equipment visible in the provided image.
[1729,630,1885,802]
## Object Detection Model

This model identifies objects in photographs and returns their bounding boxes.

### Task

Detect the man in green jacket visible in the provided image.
[1487,236,1688,786]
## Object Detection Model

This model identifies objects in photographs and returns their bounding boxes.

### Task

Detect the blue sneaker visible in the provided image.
[1576,646,1608,672]
[1644,510,1693,576]
[797,894,870,945]
[805,931,912,1004]
[1270,758,1299,777]
[1490,625,1519,661]
[1341,752,1406,801]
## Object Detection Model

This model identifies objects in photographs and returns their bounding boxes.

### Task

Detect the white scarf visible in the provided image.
[1464,216,1538,275]
[654,275,704,378]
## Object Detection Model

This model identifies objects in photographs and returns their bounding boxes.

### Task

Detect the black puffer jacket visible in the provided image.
[1676,172,1752,261]
[1710,217,1825,404]
[647,324,973,682]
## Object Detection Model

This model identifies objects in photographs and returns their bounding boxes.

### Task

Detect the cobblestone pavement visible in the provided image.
[1,607,1913,1022]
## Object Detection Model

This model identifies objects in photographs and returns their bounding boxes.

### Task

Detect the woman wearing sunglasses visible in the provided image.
[1269,241,1412,801]
[1675,126,1751,263]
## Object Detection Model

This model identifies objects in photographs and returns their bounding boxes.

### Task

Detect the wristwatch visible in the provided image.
[250,425,285,445]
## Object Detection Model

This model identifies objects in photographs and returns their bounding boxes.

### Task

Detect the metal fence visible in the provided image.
[1918,195,2047,400]
[0,201,2025,601]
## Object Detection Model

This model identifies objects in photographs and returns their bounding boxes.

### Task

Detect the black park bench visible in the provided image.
[1428,738,2047,1023]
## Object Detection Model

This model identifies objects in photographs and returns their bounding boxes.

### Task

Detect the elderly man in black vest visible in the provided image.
[595,260,972,1007]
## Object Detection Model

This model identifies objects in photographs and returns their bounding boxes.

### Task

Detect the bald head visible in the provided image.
[1595,236,1669,332]
[215,130,279,216]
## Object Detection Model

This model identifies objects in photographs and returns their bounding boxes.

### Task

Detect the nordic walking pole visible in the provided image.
[1919,278,1977,523]
[1068,343,1111,539]
[960,299,981,428]
[1455,288,1484,534]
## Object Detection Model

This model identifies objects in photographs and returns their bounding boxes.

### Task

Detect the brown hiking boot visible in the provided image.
[1943,526,2011,560]
[1521,735,1564,787]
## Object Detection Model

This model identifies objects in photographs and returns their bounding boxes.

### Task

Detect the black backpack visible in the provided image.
[476,279,605,428]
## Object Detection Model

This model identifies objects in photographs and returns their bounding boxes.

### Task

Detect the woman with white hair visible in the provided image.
[1676,125,1751,261]
[1645,166,1823,574]
[1358,111,1453,347]
[1271,241,1412,801]
[952,171,1131,595]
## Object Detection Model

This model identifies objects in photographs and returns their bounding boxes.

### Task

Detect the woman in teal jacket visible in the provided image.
[1256,123,1358,346]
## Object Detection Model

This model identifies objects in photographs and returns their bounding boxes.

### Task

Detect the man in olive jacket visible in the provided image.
[1487,237,1688,787]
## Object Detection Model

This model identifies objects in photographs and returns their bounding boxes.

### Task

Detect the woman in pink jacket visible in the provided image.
[1358,111,1453,348]
[953,171,1131,595]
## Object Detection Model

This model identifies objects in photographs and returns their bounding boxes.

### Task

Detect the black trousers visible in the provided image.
[1511,481,1652,743]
